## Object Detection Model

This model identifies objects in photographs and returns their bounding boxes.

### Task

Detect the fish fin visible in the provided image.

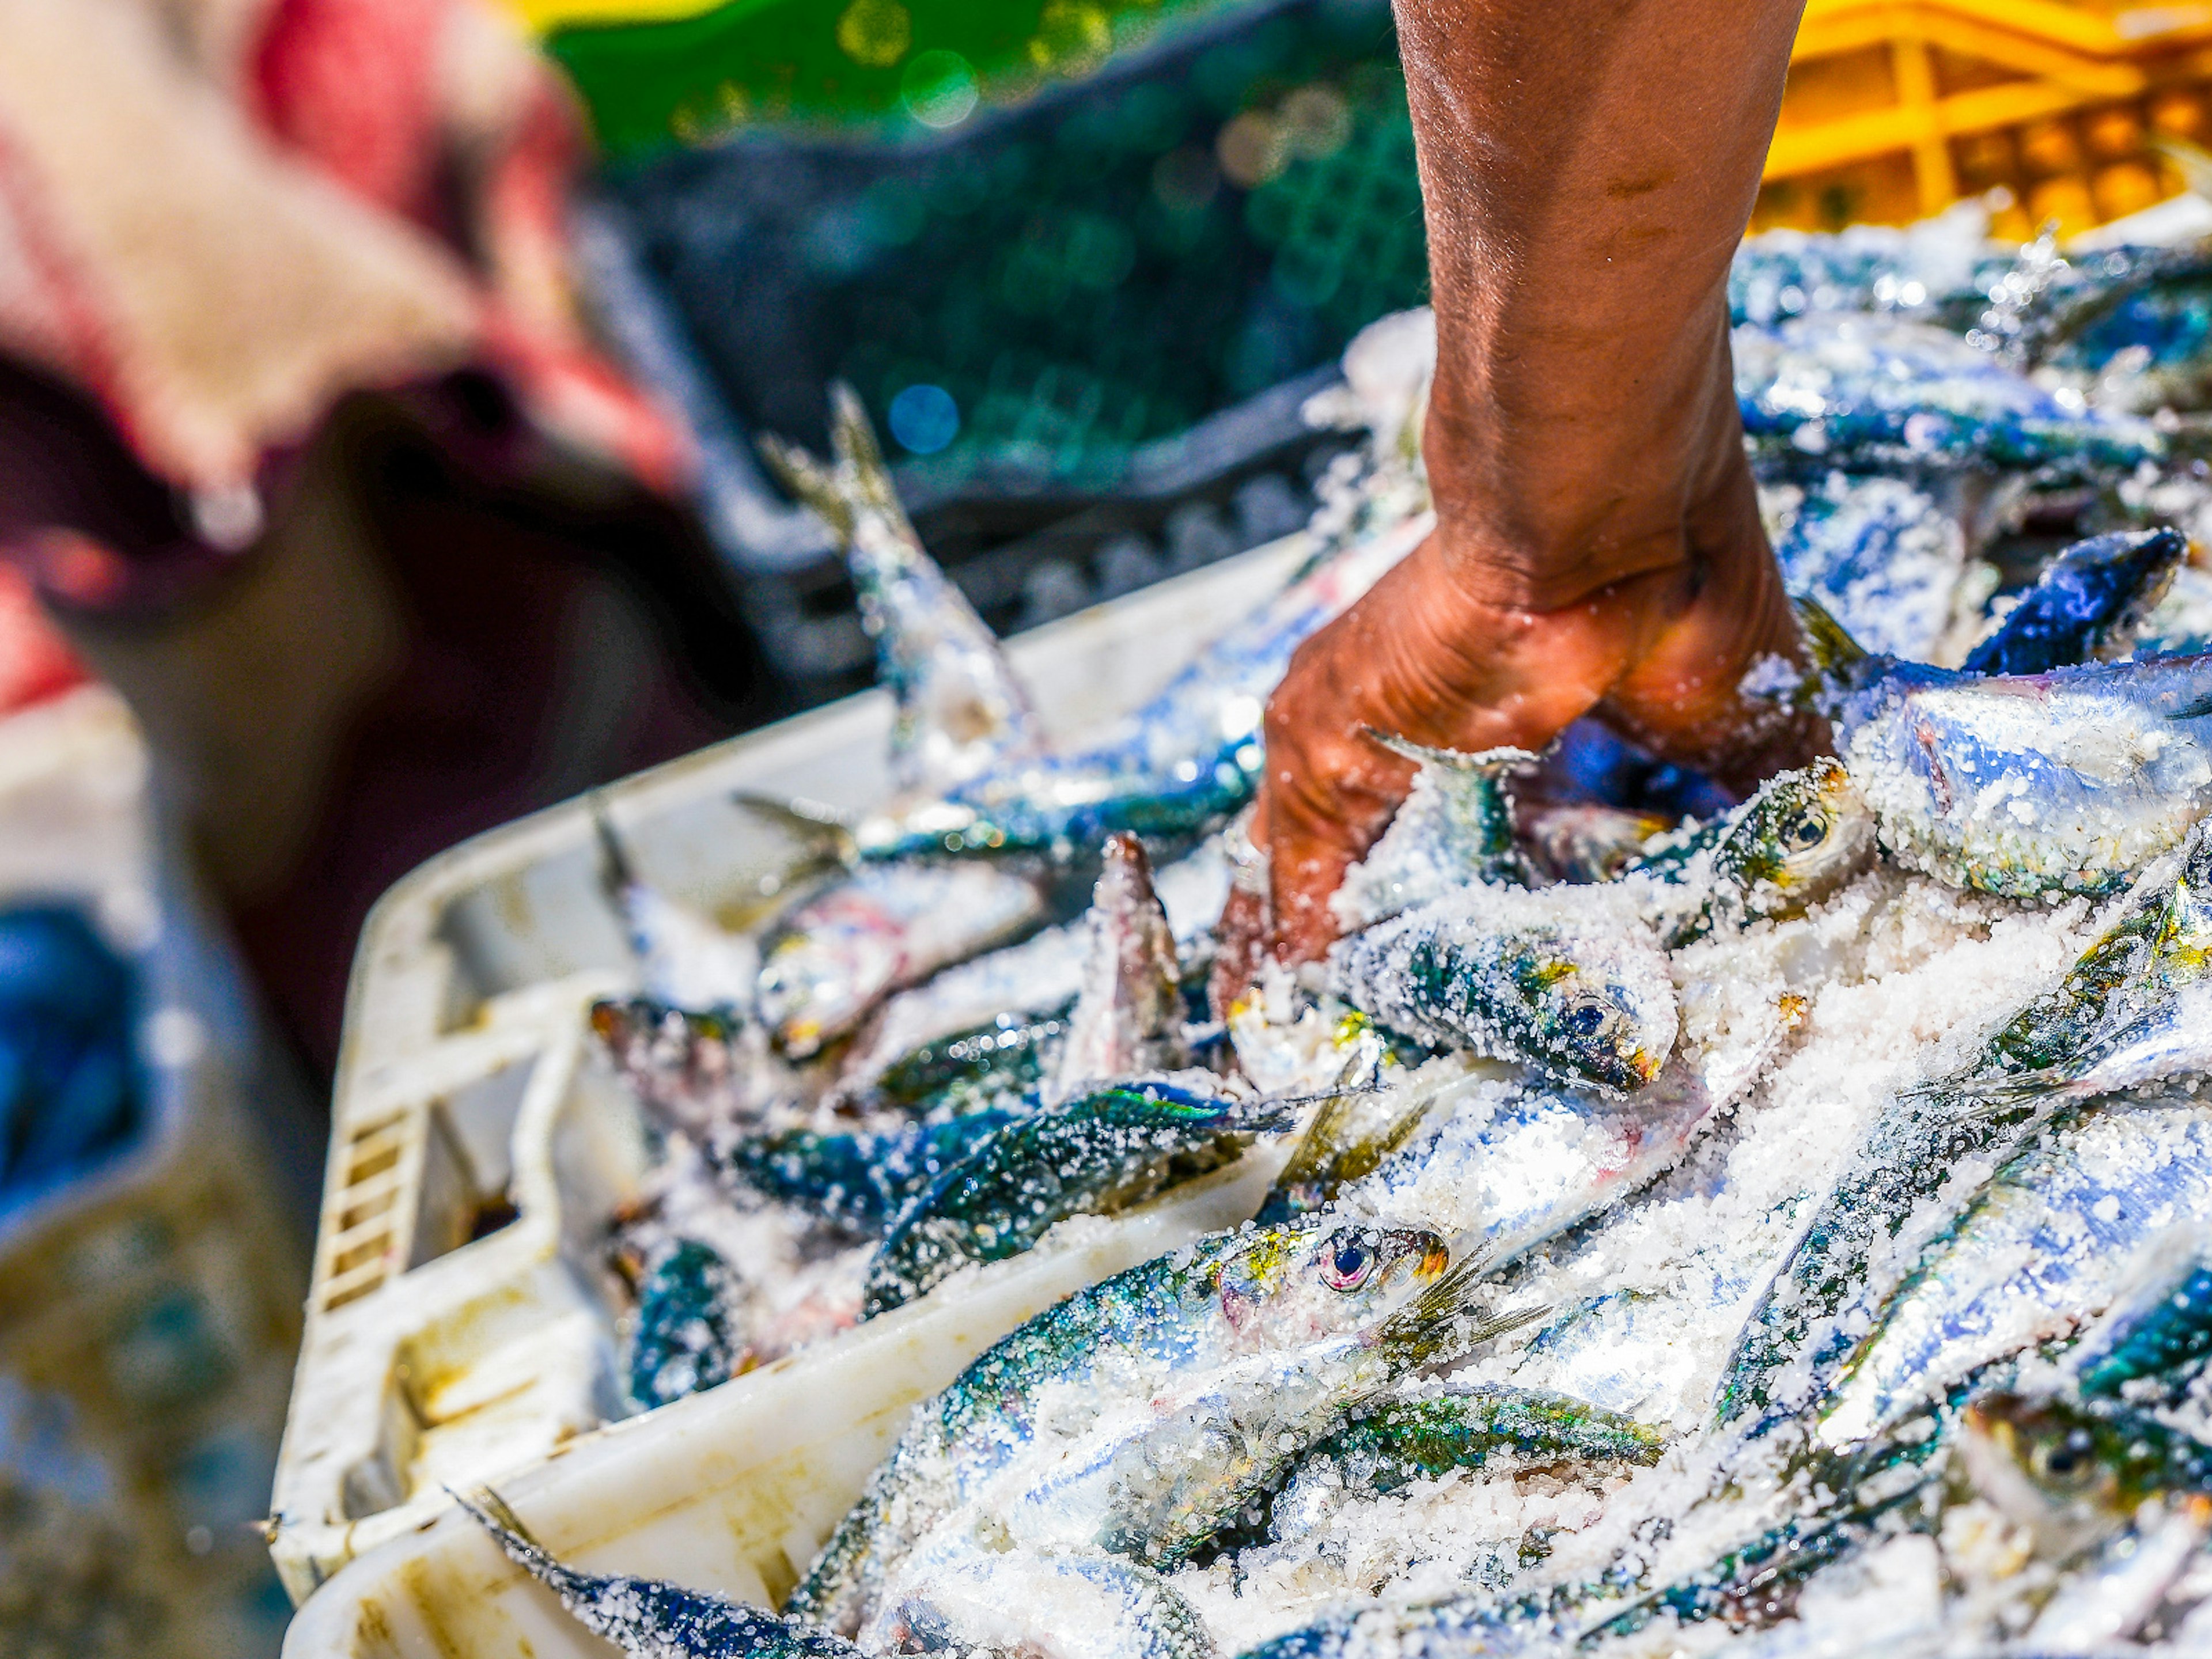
[1374,1244,1544,1366]
[1363,729,1541,777]
[1792,594,1869,676]
[732,793,861,869]
[2155,134,2212,203]
[1258,1057,1429,1224]
[450,1486,590,1601]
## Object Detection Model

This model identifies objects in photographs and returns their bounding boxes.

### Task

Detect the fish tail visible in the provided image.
[757,430,855,544]
[451,1486,590,1601]
[827,382,907,523]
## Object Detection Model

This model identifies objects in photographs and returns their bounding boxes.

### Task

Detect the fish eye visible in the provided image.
[2032,1429,2098,1490]
[1323,1236,1376,1291]
[1563,999,1610,1041]
[1783,814,1827,853]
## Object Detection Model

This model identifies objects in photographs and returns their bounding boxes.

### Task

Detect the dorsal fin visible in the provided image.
[760,386,1043,797]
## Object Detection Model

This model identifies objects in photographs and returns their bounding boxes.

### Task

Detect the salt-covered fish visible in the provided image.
[1331,885,1679,1093]
[760,384,1042,798]
[1961,526,2186,676]
[627,1238,746,1411]
[1050,833,1188,1101]
[2073,1225,2212,1402]
[713,1111,1024,1236]
[589,999,779,1140]
[756,861,1048,1058]
[1331,737,1535,932]
[1622,757,1875,947]
[1262,1384,1664,1544]
[1817,1090,2212,1448]
[848,509,1431,864]
[789,1216,1457,1636]
[1715,826,2212,1427]
[457,1487,861,1658]
[1767,472,1971,663]
[1734,313,2162,480]
[1809,598,2212,897]
[860,1084,1291,1318]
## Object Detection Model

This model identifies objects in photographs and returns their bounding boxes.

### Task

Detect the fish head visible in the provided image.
[2050,527,2188,660]
[1715,757,1876,914]
[1214,1218,1450,1348]
[757,931,892,1058]
[1959,1392,2176,1556]
[1506,935,1678,1093]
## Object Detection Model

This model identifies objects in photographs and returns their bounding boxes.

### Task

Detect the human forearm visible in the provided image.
[1400,0,1804,608]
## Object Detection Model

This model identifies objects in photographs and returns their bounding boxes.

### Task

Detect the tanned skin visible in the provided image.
[1247,0,1826,963]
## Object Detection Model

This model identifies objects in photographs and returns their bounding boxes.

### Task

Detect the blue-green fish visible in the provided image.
[790,1216,1459,1636]
[1331,884,1678,1093]
[861,1084,1293,1318]
[1331,736,1535,932]
[2074,1224,2212,1402]
[457,1487,860,1658]
[1817,1090,2212,1448]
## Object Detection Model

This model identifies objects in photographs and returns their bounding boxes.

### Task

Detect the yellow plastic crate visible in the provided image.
[1759,0,2212,234]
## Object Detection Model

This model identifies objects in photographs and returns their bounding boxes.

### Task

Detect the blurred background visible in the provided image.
[2,0,2211,1650]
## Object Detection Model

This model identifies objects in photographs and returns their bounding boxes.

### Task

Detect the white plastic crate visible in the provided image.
[270,535,1319,1630]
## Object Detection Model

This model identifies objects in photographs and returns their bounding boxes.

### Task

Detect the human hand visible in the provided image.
[1249,463,1824,964]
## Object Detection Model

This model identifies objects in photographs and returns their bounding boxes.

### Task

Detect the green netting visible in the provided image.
[620,5,1433,489]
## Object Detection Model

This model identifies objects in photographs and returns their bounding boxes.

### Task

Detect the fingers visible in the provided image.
[1255,536,1632,963]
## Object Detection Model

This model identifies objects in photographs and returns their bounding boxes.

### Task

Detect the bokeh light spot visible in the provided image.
[836,0,911,69]
[903,50,979,129]
[889,385,961,454]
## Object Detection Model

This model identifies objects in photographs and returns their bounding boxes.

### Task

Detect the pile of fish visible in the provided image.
[475,210,2212,1656]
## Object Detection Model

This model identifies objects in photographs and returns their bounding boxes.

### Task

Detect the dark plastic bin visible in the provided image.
[578,0,1431,698]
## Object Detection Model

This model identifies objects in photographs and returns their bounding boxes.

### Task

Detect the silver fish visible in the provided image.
[1344,1055,1753,1277]
[1331,884,1679,1093]
[757,861,1048,1057]
[1767,471,1971,663]
[1819,1090,2212,1449]
[1821,623,2212,897]
[1331,737,1537,933]
[760,385,1043,798]
[1951,975,2212,1110]
[787,1217,1456,1637]
[1734,312,2162,480]
[849,510,1431,863]
[456,1487,860,1658]
[872,1548,1218,1659]
[2073,1222,2212,1402]
[1622,757,1875,948]
[1048,834,1187,1101]
[843,839,1233,1093]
